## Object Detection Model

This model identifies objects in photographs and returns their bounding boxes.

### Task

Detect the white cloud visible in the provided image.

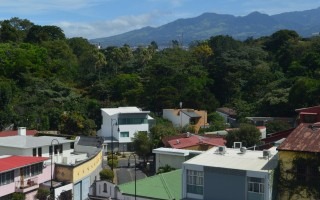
[56,13,159,39]
[0,0,106,14]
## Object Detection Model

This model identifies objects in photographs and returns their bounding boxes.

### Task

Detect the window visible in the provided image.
[50,144,62,155]
[118,118,147,125]
[103,183,107,192]
[21,166,31,178]
[120,132,129,137]
[38,147,42,157]
[0,171,14,186]
[70,142,74,149]
[31,163,43,176]
[33,148,37,156]
[186,170,203,195]
[248,177,264,194]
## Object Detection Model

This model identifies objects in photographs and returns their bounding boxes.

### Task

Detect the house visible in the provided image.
[0,134,75,160]
[182,146,278,200]
[162,133,226,151]
[276,122,320,200]
[163,108,208,133]
[0,155,49,200]
[152,147,202,172]
[0,130,103,200]
[216,107,237,127]
[295,105,320,124]
[97,107,154,152]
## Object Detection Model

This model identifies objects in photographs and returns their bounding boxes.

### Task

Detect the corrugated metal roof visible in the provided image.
[277,123,320,153]
[0,155,49,172]
[118,169,181,200]
[166,135,226,149]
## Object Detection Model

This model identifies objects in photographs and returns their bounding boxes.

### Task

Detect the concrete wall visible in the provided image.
[204,167,246,200]
[155,153,186,172]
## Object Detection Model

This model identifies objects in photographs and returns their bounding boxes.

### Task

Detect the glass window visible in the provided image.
[103,183,107,192]
[22,166,31,178]
[33,148,37,156]
[248,177,264,194]
[186,170,204,195]
[118,118,147,125]
[70,142,74,149]
[38,147,42,157]
[120,132,129,137]
[0,171,14,185]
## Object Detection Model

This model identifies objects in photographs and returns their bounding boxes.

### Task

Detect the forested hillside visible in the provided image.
[1,18,320,135]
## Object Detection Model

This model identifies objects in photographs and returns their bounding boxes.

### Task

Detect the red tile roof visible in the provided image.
[277,123,320,153]
[165,134,226,149]
[0,156,49,173]
[0,130,37,137]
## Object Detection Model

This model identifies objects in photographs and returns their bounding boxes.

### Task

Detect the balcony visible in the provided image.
[15,177,39,193]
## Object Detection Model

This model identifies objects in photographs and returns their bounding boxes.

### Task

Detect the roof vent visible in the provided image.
[186,132,191,137]
[263,149,271,158]
[176,139,180,144]
[218,146,226,154]
[18,127,26,136]
[240,147,247,153]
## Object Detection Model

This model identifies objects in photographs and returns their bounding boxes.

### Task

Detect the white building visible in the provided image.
[97,107,154,152]
[0,128,78,165]
[152,147,202,172]
[182,146,278,200]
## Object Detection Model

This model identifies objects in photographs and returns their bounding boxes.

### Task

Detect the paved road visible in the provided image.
[116,157,147,184]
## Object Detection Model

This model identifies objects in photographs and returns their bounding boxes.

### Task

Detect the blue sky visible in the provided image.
[0,0,319,39]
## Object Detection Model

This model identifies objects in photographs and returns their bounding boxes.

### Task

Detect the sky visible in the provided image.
[0,0,319,39]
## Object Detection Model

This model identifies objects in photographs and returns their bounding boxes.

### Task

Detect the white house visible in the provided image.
[0,129,78,165]
[97,107,154,152]
[182,146,278,200]
[163,109,207,133]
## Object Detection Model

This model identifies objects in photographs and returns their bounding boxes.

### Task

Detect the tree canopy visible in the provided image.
[0,17,319,136]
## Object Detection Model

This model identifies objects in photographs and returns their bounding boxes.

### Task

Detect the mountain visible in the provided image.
[90,7,320,47]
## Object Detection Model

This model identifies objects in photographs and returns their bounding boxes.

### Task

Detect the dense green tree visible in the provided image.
[225,123,261,148]
[149,117,178,148]
[266,120,292,135]
[132,131,152,163]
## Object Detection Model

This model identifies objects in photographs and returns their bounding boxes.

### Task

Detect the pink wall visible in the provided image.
[37,163,52,183]
[0,182,15,197]
[0,163,52,198]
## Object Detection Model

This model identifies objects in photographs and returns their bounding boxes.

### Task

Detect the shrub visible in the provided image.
[36,188,50,200]
[107,154,118,160]
[100,168,114,181]
[107,159,118,168]
[11,193,25,200]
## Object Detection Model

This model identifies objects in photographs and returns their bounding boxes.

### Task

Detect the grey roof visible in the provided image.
[0,136,74,149]
[181,109,200,118]
[77,136,104,147]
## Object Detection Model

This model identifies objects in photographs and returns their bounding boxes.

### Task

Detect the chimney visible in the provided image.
[18,127,27,136]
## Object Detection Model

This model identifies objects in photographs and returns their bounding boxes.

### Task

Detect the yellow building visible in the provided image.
[55,150,103,200]
[277,123,320,200]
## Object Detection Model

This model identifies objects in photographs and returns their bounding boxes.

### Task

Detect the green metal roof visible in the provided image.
[118,169,182,200]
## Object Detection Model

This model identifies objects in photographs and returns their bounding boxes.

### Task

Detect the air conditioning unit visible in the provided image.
[240,147,247,153]
[263,150,271,157]
[218,146,226,154]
